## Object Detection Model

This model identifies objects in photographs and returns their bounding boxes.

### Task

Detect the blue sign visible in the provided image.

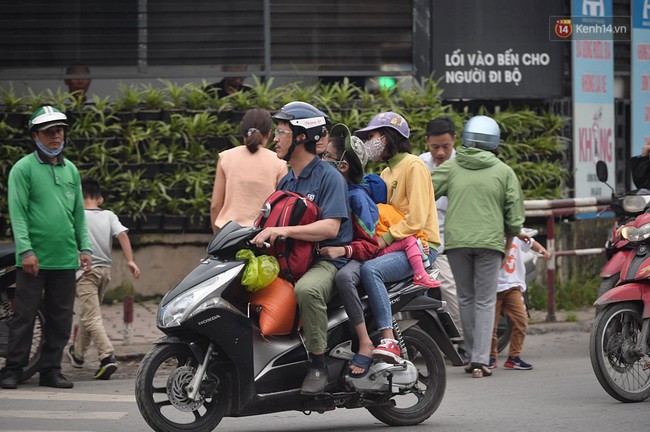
[632,0,650,156]
[572,0,616,198]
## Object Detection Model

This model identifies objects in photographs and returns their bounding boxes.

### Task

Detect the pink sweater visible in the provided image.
[212,146,287,229]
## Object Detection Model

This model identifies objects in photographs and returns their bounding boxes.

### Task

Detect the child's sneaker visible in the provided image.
[488,357,497,369]
[67,346,84,368]
[503,356,533,370]
[94,355,118,380]
[372,339,404,364]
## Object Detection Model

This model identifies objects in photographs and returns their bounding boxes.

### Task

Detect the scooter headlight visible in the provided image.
[158,266,242,328]
[621,222,650,243]
[622,195,650,213]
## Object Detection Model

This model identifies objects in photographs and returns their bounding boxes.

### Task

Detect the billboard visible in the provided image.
[432,0,564,99]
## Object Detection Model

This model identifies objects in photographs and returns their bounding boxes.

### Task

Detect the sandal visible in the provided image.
[471,364,492,378]
[348,353,373,378]
[413,274,441,289]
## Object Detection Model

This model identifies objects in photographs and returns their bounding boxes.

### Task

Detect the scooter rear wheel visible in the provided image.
[366,326,446,426]
[135,343,228,432]
[589,302,650,402]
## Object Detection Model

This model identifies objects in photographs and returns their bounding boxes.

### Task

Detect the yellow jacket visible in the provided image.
[380,153,440,249]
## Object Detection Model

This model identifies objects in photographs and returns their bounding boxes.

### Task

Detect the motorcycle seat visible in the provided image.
[0,243,15,269]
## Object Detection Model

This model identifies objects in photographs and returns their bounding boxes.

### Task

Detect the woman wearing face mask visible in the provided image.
[353,112,441,364]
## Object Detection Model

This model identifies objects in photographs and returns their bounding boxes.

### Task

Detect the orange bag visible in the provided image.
[249,277,299,336]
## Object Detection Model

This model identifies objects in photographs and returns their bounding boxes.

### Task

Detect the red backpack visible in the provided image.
[254,190,322,283]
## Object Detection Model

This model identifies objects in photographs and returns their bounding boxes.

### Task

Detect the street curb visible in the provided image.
[528,321,593,334]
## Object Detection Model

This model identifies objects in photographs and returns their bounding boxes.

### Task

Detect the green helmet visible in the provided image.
[29,106,68,132]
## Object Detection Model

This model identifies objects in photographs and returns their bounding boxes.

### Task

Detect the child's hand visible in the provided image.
[319,246,346,259]
[128,261,141,278]
[517,232,531,244]
[375,236,387,250]
[539,248,551,260]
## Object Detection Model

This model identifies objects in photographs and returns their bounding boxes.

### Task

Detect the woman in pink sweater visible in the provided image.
[210,109,287,232]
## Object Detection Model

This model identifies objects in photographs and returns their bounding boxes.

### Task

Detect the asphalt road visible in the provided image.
[1,329,648,432]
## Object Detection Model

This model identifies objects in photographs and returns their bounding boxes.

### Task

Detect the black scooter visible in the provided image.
[135,222,463,432]
[0,242,45,381]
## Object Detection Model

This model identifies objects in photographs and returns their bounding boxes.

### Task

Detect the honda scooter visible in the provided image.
[135,221,463,432]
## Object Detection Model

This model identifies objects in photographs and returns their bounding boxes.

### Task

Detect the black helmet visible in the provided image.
[272,101,328,143]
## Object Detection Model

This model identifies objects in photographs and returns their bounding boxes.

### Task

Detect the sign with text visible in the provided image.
[431,0,564,99]
[572,0,616,198]
[632,0,650,157]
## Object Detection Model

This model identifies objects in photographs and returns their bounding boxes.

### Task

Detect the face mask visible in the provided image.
[364,137,385,162]
[35,138,65,158]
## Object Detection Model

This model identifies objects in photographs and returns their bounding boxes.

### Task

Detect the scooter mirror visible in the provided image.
[596,160,608,183]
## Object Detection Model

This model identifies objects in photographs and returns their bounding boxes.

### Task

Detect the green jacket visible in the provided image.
[8,152,91,269]
[432,147,525,254]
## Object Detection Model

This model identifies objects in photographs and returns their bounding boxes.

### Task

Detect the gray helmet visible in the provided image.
[462,115,500,151]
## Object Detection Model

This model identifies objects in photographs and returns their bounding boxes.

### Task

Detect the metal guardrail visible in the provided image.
[524,197,611,322]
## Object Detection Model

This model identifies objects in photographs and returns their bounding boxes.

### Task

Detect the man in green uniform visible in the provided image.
[0,106,92,390]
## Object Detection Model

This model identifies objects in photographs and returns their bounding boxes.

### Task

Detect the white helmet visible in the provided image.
[462,115,500,151]
[29,106,68,133]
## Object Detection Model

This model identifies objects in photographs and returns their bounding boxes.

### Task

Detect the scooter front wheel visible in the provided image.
[589,302,650,402]
[366,326,446,426]
[135,343,228,432]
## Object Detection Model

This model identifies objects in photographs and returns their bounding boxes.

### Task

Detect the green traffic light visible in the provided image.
[378,77,396,89]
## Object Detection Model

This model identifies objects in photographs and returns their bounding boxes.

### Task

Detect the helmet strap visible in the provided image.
[35,138,65,158]
[283,140,297,162]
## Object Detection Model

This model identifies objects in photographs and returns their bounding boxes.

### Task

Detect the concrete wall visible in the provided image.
[108,233,212,297]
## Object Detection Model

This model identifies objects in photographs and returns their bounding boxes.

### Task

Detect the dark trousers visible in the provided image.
[4,269,76,374]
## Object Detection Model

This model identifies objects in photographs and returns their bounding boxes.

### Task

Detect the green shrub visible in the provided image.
[0,77,569,228]
[528,273,599,311]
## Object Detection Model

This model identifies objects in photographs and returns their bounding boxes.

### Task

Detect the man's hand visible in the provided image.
[252,227,289,248]
[319,246,346,259]
[79,254,92,274]
[642,141,650,157]
[22,255,39,277]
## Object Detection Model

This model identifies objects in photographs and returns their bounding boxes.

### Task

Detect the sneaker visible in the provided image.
[503,356,533,370]
[488,357,497,369]
[300,366,328,395]
[94,355,118,380]
[67,346,84,368]
[372,339,403,364]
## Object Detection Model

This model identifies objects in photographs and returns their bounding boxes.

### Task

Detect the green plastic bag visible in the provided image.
[236,249,280,292]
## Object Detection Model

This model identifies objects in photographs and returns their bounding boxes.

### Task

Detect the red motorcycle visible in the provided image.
[597,163,650,298]
[589,163,650,402]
